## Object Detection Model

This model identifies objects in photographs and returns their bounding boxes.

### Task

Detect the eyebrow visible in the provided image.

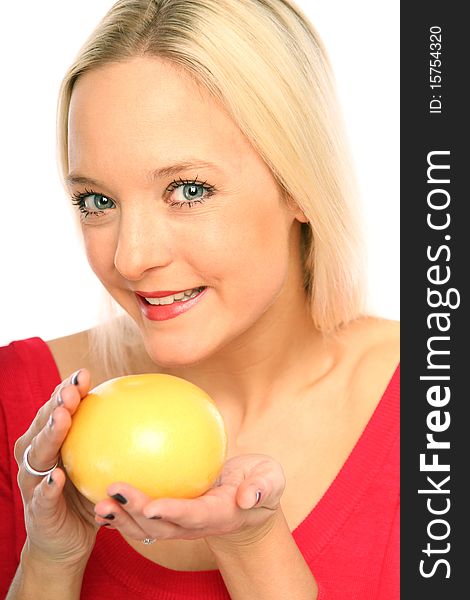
[66,160,224,188]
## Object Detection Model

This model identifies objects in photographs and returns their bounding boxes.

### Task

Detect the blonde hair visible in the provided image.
[57,0,366,375]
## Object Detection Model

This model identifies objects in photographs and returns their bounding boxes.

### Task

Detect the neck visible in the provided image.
[163,283,333,430]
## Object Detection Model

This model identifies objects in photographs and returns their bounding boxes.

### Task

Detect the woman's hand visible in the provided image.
[93,453,286,547]
[13,369,99,569]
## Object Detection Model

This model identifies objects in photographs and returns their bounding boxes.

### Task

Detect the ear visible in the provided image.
[293,207,309,224]
[279,186,310,224]
[285,193,309,224]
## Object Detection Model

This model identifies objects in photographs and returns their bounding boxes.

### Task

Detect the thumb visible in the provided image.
[235,458,286,510]
[32,467,68,521]
[236,481,265,510]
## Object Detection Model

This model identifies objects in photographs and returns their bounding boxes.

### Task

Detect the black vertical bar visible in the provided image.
[401,2,467,597]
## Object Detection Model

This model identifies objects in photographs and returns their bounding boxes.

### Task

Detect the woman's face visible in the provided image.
[68,57,306,367]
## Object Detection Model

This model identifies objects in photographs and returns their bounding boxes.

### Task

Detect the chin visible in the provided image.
[141,334,215,369]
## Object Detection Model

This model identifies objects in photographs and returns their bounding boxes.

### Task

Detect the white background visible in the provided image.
[0,1,399,347]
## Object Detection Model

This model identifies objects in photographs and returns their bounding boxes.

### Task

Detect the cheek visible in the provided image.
[198,202,291,299]
[82,228,117,282]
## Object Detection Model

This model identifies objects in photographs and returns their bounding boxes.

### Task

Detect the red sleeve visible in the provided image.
[0,398,19,597]
[0,338,61,597]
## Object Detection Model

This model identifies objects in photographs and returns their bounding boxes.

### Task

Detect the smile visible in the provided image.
[144,287,205,305]
[135,287,208,321]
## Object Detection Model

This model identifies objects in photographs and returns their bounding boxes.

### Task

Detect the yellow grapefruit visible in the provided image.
[61,374,227,504]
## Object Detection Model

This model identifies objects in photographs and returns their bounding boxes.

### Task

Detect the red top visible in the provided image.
[0,338,399,599]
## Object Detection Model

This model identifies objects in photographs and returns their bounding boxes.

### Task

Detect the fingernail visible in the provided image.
[254,490,262,506]
[56,390,64,406]
[100,523,111,527]
[102,513,115,520]
[71,370,81,386]
[48,414,54,428]
[111,493,127,505]
[47,472,54,485]
[148,515,162,520]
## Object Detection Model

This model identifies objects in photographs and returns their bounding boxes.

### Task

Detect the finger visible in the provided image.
[69,368,90,398]
[236,484,264,510]
[93,489,151,540]
[95,504,187,541]
[237,480,281,510]
[96,483,161,528]
[94,483,149,526]
[18,406,73,495]
[96,484,202,540]
[100,483,149,514]
[142,491,234,530]
[18,371,92,494]
[28,467,68,526]
[236,468,285,510]
[14,369,91,465]
[96,504,189,541]
[49,369,91,417]
[94,508,150,540]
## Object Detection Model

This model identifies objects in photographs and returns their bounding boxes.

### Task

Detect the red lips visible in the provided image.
[135,290,189,299]
[135,287,209,321]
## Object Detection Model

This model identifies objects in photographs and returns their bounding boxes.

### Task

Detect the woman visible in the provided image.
[0,0,399,598]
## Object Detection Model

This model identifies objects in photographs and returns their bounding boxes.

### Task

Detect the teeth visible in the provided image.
[145,287,203,306]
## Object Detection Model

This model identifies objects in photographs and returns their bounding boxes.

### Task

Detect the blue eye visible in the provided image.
[166,178,216,208]
[71,189,116,218]
[86,194,114,210]
[181,184,204,201]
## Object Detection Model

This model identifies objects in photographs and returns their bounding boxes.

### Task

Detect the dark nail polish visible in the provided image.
[71,370,81,386]
[255,490,262,505]
[48,414,54,428]
[100,523,111,527]
[47,472,54,485]
[148,515,162,520]
[103,513,115,520]
[111,493,128,504]
[56,390,64,406]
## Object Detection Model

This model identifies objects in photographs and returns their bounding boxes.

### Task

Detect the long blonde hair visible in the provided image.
[57,0,366,375]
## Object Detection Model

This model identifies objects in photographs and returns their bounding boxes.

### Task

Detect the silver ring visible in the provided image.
[22,444,58,477]
[142,537,156,545]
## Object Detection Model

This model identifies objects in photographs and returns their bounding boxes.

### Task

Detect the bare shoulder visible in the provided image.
[46,329,97,383]
[333,316,399,410]
[336,315,399,365]
[357,315,399,369]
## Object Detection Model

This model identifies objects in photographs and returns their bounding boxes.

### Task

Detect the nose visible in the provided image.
[114,207,173,281]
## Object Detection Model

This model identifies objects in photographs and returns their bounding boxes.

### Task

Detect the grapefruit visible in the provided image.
[61,374,227,504]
